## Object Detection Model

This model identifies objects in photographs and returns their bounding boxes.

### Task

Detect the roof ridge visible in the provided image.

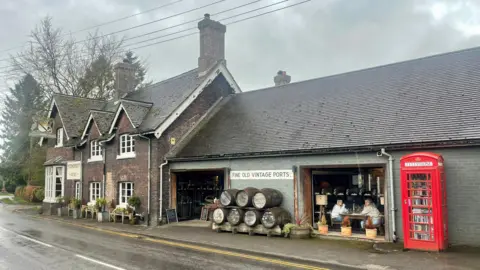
[53,93,106,102]
[239,45,480,96]
[120,98,154,106]
[90,109,115,114]
[143,68,198,88]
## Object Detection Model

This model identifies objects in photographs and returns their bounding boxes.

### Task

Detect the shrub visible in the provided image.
[34,188,45,202]
[15,186,25,198]
[127,196,141,209]
[95,198,107,210]
[5,182,16,193]
[69,198,81,209]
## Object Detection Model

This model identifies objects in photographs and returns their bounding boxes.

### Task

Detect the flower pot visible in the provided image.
[97,211,109,223]
[341,226,352,237]
[318,224,329,235]
[289,227,311,239]
[73,209,81,219]
[365,228,377,239]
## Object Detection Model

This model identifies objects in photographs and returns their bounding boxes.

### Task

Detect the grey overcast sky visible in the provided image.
[1,0,480,92]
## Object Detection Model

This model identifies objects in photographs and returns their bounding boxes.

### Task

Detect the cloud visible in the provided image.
[0,0,479,92]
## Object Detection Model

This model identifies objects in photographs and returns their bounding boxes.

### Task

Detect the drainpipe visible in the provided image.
[378,148,397,242]
[137,135,151,225]
[159,159,168,223]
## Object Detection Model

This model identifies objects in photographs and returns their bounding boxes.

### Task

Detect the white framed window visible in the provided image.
[44,166,64,203]
[88,140,102,162]
[117,134,135,159]
[89,182,101,202]
[119,182,133,206]
[56,128,64,147]
[75,181,81,199]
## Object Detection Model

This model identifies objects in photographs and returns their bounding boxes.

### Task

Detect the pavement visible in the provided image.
[0,204,343,270]
[3,204,480,270]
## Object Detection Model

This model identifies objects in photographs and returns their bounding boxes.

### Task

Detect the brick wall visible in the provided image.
[153,75,232,223]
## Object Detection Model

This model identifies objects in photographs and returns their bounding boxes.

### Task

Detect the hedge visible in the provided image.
[23,186,41,202]
[14,186,25,198]
[34,188,45,202]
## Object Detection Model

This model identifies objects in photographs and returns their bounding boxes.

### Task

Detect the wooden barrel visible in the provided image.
[212,208,229,225]
[252,188,283,209]
[235,187,259,207]
[220,189,239,206]
[244,209,262,227]
[261,207,291,229]
[226,207,245,226]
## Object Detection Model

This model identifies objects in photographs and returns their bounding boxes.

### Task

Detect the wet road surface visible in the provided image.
[0,206,335,270]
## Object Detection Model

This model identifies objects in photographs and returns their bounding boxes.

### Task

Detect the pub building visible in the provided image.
[165,47,480,248]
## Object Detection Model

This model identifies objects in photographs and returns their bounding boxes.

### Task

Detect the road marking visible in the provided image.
[75,255,125,270]
[0,226,53,248]
[29,217,329,270]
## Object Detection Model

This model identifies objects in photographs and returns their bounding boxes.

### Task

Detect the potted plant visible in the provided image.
[317,214,329,235]
[364,216,377,239]
[127,196,141,225]
[341,216,352,237]
[56,196,64,216]
[96,198,108,222]
[70,198,82,219]
[282,214,312,239]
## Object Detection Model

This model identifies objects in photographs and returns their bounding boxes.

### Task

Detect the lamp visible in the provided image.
[316,194,327,206]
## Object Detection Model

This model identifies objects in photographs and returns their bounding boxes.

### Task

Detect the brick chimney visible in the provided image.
[274,70,291,86]
[114,61,136,100]
[198,13,226,76]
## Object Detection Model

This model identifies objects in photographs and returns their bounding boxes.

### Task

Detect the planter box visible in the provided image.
[72,209,82,219]
[365,228,377,239]
[97,211,109,222]
[290,227,311,239]
[318,224,328,235]
[341,226,352,237]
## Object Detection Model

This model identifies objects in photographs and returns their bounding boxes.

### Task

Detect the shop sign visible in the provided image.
[404,161,433,167]
[230,170,294,180]
[66,161,82,180]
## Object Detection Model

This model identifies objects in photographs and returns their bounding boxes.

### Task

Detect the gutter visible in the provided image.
[378,148,397,242]
[136,134,151,225]
[167,139,480,162]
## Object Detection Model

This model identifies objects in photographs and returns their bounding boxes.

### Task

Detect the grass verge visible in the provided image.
[0,197,40,205]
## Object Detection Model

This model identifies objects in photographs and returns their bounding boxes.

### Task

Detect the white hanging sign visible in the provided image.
[230,170,294,180]
[66,161,82,180]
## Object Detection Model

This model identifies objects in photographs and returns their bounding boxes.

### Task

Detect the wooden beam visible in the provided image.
[170,172,177,209]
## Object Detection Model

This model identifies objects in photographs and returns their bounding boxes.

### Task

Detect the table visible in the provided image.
[340,213,367,220]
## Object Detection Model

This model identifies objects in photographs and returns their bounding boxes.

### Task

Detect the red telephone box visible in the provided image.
[400,152,448,251]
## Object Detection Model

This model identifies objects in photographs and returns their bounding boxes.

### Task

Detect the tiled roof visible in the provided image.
[44,156,67,165]
[90,110,115,134]
[53,95,106,138]
[125,68,200,132]
[177,47,480,158]
[121,100,152,128]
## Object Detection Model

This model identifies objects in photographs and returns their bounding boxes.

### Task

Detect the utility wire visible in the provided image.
[0,0,184,54]
[0,0,268,71]
[0,0,227,62]
[0,0,313,75]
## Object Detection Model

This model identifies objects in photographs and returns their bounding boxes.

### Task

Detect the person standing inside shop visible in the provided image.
[360,198,381,228]
[331,199,347,222]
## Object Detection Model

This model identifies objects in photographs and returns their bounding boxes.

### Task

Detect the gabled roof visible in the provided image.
[51,94,107,138]
[107,100,152,133]
[176,47,480,158]
[81,110,115,140]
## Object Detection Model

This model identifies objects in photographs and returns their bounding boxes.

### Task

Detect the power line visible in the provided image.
[0,0,227,62]
[0,0,184,54]
[1,0,313,75]
[0,0,268,71]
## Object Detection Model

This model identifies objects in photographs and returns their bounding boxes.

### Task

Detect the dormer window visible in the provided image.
[117,134,135,159]
[56,127,64,147]
[88,140,102,162]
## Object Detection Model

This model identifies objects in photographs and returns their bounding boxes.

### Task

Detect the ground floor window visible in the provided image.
[90,182,101,202]
[119,182,133,205]
[44,166,64,203]
[75,181,81,199]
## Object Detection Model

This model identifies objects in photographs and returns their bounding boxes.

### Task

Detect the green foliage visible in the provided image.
[15,186,25,198]
[70,198,81,209]
[95,197,107,210]
[282,223,296,234]
[34,188,45,202]
[0,74,46,186]
[123,51,149,91]
[127,196,141,209]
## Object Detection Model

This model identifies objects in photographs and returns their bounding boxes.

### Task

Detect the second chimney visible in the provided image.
[114,61,136,100]
[198,13,226,76]
[274,70,291,86]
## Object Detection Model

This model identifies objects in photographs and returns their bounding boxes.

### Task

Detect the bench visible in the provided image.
[109,205,134,224]
[83,202,98,219]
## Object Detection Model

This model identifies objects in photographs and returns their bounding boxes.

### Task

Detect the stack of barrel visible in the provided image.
[212,187,291,234]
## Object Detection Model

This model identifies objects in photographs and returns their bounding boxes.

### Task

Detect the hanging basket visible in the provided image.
[315,194,328,206]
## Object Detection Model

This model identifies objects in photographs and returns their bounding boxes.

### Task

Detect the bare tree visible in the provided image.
[9,16,124,99]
